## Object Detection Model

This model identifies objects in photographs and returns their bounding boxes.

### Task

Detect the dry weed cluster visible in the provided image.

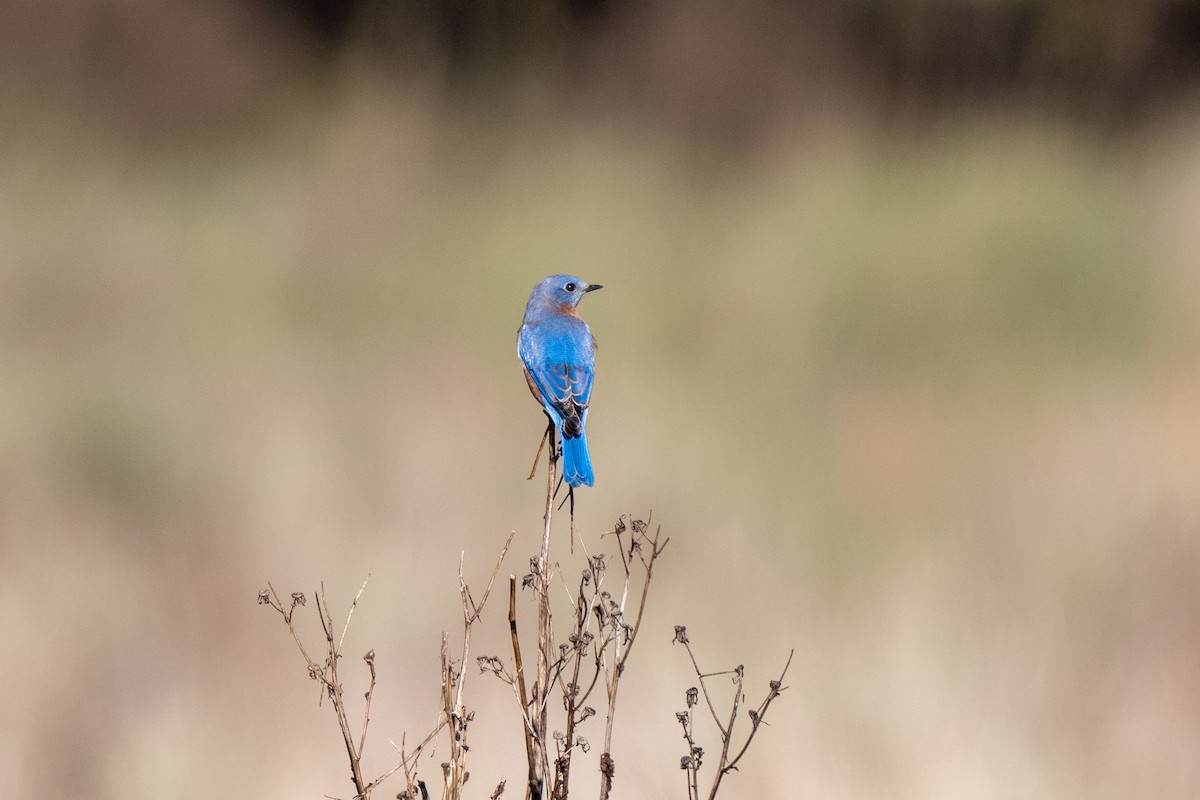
[261,448,789,799]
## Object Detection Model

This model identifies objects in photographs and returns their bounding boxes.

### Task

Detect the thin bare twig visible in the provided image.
[359,649,377,760]
[527,423,549,480]
[340,575,371,651]
[676,632,724,731]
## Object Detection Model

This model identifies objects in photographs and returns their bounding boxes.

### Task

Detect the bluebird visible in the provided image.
[518,274,603,487]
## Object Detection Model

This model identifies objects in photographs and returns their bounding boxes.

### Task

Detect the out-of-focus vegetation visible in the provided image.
[3,1,1200,798]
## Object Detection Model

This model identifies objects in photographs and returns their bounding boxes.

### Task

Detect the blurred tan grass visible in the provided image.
[2,74,1200,798]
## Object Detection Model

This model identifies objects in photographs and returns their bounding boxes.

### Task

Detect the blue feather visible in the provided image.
[561,429,594,487]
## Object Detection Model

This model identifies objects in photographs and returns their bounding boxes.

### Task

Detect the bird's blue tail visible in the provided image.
[561,429,594,487]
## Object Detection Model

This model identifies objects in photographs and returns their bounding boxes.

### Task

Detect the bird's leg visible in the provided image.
[548,418,560,467]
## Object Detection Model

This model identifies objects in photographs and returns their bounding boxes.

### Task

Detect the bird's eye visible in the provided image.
[565,282,577,292]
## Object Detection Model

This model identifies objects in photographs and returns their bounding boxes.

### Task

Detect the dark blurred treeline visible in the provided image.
[3,0,1199,139]
[266,0,1200,118]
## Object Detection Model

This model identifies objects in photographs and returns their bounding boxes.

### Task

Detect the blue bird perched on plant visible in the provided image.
[518,274,602,487]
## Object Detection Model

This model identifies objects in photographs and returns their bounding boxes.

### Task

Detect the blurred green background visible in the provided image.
[3,1,1200,797]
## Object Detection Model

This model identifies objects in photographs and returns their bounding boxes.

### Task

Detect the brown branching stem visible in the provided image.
[672,629,794,800]
[262,529,515,800]
[260,579,375,798]
[444,531,518,799]
[598,519,668,800]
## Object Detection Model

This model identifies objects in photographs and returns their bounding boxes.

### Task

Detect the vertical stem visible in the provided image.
[535,422,557,795]
[705,674,743,800]
[318,592,368,797]
[510,577,536,798]
[557,579,589,799]
[598,684,618,800]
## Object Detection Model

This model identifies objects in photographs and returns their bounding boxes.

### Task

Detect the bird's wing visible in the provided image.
[519,325,594,437]
[516,316,595,434]
[526,360,592,436]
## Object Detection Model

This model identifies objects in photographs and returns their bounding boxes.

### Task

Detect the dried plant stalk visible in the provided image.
[672,626,794,800]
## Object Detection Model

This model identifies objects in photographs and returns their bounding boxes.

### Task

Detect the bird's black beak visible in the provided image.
[584,283,603,293]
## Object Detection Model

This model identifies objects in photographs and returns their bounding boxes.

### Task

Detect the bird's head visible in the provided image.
[532,274,603,314]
